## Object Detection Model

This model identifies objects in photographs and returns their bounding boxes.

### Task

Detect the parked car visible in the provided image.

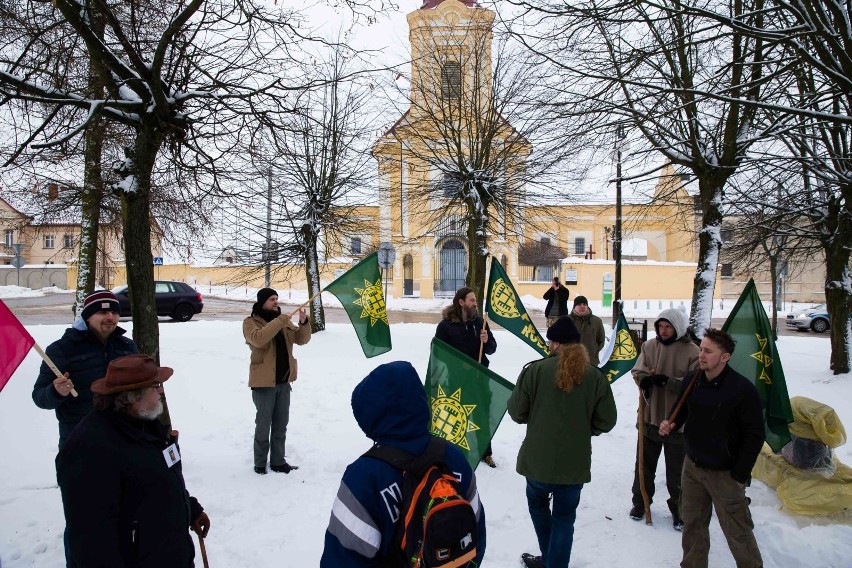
[112,281,204,322]
[787,304,830,333]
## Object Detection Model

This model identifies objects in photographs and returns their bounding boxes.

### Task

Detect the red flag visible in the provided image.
[0,299,35,392]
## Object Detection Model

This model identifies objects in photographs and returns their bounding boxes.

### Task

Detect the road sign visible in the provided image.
[153,257,164,266]
[11,257,24,268]
[377,242,396,270]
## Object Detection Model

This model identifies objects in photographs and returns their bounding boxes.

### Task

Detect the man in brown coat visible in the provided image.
[629,308,699,529]
[243,287,311,475]
[569,296,605,365]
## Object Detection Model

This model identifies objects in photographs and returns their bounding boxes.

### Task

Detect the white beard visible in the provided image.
[136,399,164,421]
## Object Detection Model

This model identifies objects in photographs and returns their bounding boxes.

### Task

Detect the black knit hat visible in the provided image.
[546,316,581,344]
[257,287,278,306]
[573,295,589,307]
[80,290,120,321]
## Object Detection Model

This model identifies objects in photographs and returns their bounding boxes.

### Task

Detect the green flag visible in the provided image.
[485,258,549,358]
[722,279,793,452]
[598,312,639,383]
[425,337,514,470]
[324,252,392,358]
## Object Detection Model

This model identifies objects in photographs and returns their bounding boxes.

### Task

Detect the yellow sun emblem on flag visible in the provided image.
[429,386,479,451]
[489,278,520,318]
[610,329,638,360]
[353,278,389,326]
[750,333,773,384]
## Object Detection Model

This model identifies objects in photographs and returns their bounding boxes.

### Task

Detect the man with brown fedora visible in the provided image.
[57,354,210,567]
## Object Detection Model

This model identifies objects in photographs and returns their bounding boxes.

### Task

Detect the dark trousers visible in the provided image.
[632,423,685,516]
[526,479,583,568]
[252,383,291,468]
[680,459,762,568]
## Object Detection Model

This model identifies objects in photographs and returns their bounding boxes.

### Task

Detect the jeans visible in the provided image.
[252,383,292,468]
[525,479,583,568]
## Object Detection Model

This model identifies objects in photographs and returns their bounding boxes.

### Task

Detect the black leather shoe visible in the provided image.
[629,505,644,520]
[270,462,299,473]
[254,466,267,475]
[520,553,544,568]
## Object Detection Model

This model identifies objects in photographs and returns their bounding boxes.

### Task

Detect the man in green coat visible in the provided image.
[508,316,617,568]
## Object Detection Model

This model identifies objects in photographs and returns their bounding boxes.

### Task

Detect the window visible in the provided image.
[574,237,586,255]
[440,61,461,100]
[43,234,55,249]
[351,237,362,255]
[441,173,460,198]
[721,263,733,277]
[3,229,12,247]
[720,229,733,243]
[63,234,74,249]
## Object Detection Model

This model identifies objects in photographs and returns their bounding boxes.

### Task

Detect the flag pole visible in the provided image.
[478,255,492,364]
[288,289,323,319]
[667,369,701,424]
[32,342,77,397]
[637,392,651,524]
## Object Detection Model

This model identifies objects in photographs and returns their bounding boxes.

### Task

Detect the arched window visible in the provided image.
[441,60,461,100]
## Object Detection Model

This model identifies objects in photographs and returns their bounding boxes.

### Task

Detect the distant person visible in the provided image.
[243,287,311,475]
[508,316,617,568]
[629,308,699,530]
[659,328,764,568]
[32,290,138,449]
[57,355,210,567]
[435,286,498,467]
[320,361,486,566]
[569,296,605,365]
[543,276,570,328]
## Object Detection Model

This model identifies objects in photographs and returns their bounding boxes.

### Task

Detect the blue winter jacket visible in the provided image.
[32,319,138,448]
[320,361,486,566]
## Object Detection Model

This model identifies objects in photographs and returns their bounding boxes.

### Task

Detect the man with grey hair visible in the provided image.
[57,354,210,567]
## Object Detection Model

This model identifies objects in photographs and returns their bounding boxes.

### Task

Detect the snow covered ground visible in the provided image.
[1,292,851,567]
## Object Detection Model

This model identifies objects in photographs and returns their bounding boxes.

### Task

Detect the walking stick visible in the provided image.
[637,390,652,525]
[195,531,210,568]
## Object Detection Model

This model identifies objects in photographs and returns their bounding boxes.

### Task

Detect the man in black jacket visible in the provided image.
[57,355,210,567]
[543,277,570,328]
[33,290,138,449]
[435,286,497,466]
[659,328,764,568]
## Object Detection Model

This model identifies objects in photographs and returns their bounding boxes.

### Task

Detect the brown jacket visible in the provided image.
[242,313,311,388]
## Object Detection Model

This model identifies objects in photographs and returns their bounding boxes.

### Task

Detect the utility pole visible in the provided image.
[613,126,625,322]
[265,166,272,288]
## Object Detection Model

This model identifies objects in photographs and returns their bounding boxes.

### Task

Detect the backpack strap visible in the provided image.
[364,436,448,476]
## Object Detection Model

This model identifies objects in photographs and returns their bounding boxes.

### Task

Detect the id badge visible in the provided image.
[163,443,181,467]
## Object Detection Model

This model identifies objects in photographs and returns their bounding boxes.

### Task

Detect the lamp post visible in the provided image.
[613,126,626,322]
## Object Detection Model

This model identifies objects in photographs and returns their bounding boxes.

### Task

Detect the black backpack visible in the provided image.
[364,436,479,568]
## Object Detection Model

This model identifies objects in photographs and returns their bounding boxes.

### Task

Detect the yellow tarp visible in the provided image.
[753,396,852,516]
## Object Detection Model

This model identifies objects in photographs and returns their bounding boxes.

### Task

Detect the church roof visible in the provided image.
[420,0,478,8]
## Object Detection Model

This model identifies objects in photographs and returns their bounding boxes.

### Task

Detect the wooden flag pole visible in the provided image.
[288,289,323,319]
[478,256,492,364]
[195,531,210,568]
[32,342,77,397]
[637,391,651,525]
[667,369,701,424]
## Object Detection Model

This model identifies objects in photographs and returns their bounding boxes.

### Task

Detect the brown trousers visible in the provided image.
[680,459,763,568]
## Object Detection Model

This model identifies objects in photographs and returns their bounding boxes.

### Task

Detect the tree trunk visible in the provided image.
[769,255,778,339]
[465,200,489,307]
[74,5,107,316]
[689,179,724,337]
[120,130,162,359]
[301,224,324,332]
[824,238,852,375]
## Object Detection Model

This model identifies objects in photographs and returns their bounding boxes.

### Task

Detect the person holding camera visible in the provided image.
[543,277,570,328]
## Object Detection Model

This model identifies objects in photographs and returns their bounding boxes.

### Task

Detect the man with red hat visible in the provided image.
[57,354,210,567]
[32,289,138,449]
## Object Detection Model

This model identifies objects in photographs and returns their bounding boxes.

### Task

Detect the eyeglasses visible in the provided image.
[150,382,163,389]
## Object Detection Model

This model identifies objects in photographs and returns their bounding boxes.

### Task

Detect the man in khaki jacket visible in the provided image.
[629,308,699,529]
[243,287,311,475]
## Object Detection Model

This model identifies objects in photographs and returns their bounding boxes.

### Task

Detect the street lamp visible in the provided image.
[613,126,626,322]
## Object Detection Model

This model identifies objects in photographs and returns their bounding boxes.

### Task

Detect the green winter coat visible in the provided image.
[570,310,606,365]
[508,346,617,485]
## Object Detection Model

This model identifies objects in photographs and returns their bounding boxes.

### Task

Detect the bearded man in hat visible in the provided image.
[568,296,605,365]
[508,316,617,568]
[629,308,699,530]
[243,287,311,475]
[33,290,138,449]
[57,354,210,567]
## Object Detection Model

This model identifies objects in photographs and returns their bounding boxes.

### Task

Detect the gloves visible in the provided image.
[192,512,211,538]
[638,375,653,391]
[650,374,669,387]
